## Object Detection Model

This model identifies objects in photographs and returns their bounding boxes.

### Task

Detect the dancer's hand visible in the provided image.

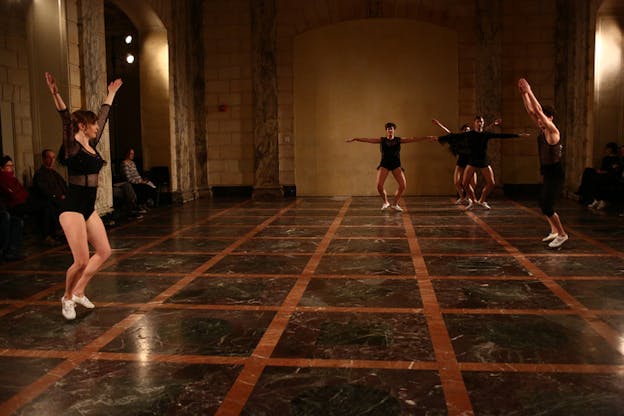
[45,72,58,95]
[518,78,531,93]
[108,78,123,94]
[345,138,355,142]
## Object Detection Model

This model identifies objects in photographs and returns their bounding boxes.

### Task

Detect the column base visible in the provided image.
[252,185,283,199]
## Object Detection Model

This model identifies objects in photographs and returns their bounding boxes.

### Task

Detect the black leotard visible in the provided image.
[58,105,110,219]
[377,137,402,171]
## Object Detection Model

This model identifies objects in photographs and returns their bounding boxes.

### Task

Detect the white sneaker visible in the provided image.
[381,202,390,210]
[465,199,474,210]
[61,298,76,320]
[548,234,569,248]
[391,204,403,212]
[541,232,558,242]
[596,200,607,210]
[587,199,599,209]
[72,294,95,309]
[479,201,491,210]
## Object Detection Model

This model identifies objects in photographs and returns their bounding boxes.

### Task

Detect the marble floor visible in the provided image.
[1,196,623,415]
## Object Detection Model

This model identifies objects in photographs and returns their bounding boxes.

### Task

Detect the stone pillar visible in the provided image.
[251,0,282,199]
[80,0,113,214]
[190,0,207,193]
[169,0,199,203]
[555,0,597,194]
[475,0,503,185]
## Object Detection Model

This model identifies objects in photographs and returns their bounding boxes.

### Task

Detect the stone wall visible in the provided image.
[203,0,254,188]
[0,1,34,186]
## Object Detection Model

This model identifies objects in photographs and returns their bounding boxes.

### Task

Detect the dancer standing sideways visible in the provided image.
[346,122,436,212]
[518,78,568,248]
[45,72,123,319]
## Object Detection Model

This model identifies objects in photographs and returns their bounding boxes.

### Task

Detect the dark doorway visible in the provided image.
[104,1,142,181]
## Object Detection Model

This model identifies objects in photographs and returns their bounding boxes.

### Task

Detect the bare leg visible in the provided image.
[71,212,111,297]
[376,168,390,204]
[453,166,465,199]
[462,165,477,202]
[547,213,566,237]
[478,166,496,203]
[391,168,406,205]
[59,212,89,300]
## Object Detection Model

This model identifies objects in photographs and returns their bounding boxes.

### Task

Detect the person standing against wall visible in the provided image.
[346,122,435,212]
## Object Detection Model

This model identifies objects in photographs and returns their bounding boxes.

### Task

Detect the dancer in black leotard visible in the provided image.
[518,78,568,248]
[432,119,475,205]
[346,122,435,212]
[438,116,528,210]
[45,72,123,320]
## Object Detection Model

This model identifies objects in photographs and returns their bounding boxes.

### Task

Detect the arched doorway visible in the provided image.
[105,0,171,186]
[105,1,141,178]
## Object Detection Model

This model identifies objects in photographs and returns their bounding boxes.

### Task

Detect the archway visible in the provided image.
[106,0,170,178]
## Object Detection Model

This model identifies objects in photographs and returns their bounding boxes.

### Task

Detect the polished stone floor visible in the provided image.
[1,196,623,415]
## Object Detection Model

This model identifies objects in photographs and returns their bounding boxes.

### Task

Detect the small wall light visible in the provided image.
[125,35,133,44]
[126,53,135,64]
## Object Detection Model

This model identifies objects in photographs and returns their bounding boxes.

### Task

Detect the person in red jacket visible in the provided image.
[0,156,25,260]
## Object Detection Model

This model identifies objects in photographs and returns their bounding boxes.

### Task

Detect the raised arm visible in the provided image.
[103,78,123,106]
[45,72,67,111]
[518,78,559,143]
[432,119,451,134]
[92,78,123,145]
[345,137,381,143]
[485,118,502,130]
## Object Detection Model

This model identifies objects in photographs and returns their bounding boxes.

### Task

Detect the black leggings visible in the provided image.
[540,163,564,217]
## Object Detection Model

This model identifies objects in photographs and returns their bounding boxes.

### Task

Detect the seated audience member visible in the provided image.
[1,155,58,246]
[113,181,147,218]
[577,142,621,209]
[0,156,25,259]
[32,149,67,243]
[120,148,157,207]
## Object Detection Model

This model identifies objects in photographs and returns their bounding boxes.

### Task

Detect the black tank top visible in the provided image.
[537,132,562,166]
[380,137,401,164]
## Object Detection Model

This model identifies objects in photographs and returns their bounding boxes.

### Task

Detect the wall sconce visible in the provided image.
[125,35,133,44]
[125,53,135,64]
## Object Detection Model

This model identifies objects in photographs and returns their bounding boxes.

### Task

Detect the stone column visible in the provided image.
[191,0,208,193]
[80,0,113,214]
[169,0,199,203]
[475,0,503,185]
[251,0,282,198]
[555,0,597,194]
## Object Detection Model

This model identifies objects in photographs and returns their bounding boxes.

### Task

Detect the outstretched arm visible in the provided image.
[518,78,559,143]
[432,119,451,134]
[345,137,381,143]
[402,136,439,143]
[45,72,67,111]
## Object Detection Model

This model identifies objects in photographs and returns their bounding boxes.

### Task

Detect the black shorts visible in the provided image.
[456,154,469,168]
[60,184,97,219]
[377,159,402,171]
[468,159,489,169]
